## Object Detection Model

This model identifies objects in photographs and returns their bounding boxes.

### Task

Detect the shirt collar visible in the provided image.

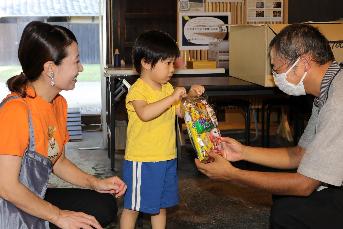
[26,85,37,97]
[314,61,341,110]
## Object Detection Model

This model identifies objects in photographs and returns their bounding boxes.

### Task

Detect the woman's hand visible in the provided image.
[218,137,246,162]
[195,151,238,181]
[188,85,205,97]
[52,209,102,229]
[92,176,127,198]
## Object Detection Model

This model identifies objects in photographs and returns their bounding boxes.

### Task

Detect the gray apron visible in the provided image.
[0,96,52,229]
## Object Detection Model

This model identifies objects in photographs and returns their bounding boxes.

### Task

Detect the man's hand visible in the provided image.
[218,137,246,162]
[195,151,238,181]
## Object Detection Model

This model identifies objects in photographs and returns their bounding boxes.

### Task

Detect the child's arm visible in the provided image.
[188,84,205,97]
[176,85,205,117]
[132,87,186,122]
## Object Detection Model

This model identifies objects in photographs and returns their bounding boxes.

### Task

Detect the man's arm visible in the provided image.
[242,145,304,170]
[219,137,304,170]
[234,169,321,196]
[195,152,321,196]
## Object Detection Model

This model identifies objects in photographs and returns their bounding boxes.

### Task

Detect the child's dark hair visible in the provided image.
[132,30,180,74]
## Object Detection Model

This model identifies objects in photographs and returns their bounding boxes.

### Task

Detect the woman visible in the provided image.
[0,21,126,229]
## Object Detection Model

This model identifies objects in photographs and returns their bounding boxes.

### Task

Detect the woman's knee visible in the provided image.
[45,188,118,227]
[93,193,118,226]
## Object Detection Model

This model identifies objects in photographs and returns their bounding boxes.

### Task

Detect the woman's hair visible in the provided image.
[7,21,78,97]
[132,30,180,74]
[269,23,334,65]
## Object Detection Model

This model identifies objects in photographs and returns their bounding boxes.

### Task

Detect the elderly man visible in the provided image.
[196,23,343,229]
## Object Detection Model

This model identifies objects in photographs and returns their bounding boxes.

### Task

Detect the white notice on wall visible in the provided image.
[178,12,230,50]
[246,0,283,23]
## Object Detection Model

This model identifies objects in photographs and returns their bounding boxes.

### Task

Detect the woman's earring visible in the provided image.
[49,72,55,86]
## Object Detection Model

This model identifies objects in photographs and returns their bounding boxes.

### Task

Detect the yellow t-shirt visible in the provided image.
[125,78,177,162]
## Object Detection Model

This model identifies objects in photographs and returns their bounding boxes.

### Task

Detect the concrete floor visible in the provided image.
[48,128,294,229]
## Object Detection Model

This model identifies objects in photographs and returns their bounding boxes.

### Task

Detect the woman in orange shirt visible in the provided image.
[0,21,126,229]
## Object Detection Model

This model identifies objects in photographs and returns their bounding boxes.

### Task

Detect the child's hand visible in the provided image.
[188,85,205,97]
[172,87,187,102]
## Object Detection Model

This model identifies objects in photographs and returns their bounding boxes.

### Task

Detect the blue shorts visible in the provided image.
[122,159,179,214]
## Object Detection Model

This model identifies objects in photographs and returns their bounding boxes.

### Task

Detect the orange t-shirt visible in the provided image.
[0,87,69,163]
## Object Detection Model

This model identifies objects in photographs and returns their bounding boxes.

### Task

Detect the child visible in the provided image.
[120,30,204,229]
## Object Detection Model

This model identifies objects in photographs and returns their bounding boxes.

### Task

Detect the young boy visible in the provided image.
[120,30,204,229]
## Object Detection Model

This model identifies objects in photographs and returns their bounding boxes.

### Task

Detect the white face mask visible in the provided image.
[272,57,307,96]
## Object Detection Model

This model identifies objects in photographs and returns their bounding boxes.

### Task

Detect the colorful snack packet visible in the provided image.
[182,96,221,163]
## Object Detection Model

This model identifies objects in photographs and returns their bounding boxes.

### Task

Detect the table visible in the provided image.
[104,68,279,170]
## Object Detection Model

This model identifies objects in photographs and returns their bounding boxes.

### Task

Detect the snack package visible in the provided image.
[182,96,221,163]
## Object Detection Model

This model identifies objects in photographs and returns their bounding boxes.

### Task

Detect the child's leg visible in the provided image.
[120,208,139,229]
[151,208,166,229]
[121,160,139,229]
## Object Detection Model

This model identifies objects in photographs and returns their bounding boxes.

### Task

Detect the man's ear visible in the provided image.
[301,54,312,71]
[141,59,151,71]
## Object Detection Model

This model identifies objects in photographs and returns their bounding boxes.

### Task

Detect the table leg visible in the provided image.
[109,78,116,171]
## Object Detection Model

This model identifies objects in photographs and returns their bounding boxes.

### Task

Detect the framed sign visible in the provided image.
[178,12,231,50]
[179,0,205,11]
[247,0,283,22]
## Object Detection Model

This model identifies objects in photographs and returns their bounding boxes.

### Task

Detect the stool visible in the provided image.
[249,99,264,142]
[261,97,290,146]
[211,98,251,145]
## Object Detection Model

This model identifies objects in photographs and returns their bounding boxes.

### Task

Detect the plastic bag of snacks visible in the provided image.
[182,96,221,163]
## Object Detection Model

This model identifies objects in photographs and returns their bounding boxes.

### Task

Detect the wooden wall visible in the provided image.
[178,0,288,62]
[109,0,176,66]
[108,0,343,66]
